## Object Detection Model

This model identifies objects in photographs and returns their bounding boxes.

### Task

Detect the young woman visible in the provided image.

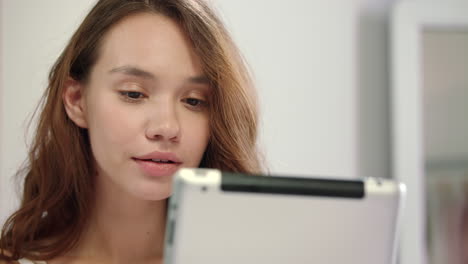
[0,0,262,263]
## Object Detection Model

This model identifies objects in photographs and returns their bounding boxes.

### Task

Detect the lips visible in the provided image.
[134,151,182,163]
[133,151,182,177]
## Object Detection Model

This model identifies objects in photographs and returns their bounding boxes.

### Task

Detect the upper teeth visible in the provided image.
[151,159,169,162]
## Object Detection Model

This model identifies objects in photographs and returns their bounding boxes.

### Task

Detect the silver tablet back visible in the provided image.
[164,169,405,264]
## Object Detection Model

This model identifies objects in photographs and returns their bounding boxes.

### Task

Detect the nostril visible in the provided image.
[146,133,163,140]
[145,122,181,141]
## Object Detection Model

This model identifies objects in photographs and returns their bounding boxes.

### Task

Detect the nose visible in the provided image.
[145,102,180,142]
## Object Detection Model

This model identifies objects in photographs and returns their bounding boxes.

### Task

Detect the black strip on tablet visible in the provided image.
[221,173,365,199]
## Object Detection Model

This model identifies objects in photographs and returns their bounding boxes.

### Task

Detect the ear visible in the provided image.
[62,77,88,128]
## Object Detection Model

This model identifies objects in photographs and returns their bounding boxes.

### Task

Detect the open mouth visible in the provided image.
[132,157,181,177]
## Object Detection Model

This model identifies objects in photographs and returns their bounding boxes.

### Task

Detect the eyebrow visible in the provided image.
[187,75,210,85]
[109,66,155,79]
[109,65,210,85]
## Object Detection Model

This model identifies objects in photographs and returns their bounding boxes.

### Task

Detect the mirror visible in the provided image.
[423,29,468,264]
[392,2,468,264]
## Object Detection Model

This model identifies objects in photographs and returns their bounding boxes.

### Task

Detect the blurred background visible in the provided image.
[0,0,467,264]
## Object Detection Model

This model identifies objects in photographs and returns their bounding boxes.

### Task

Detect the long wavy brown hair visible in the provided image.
[0,0,262,261]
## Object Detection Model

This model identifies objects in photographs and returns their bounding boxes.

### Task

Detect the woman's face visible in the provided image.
[77,13,211,200]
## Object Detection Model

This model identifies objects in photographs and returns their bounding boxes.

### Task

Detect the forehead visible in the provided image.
[93,12,203,78]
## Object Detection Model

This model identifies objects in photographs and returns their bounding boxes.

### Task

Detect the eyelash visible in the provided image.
[119,91,146,103]
[119,91,208,110]
[182,97,208,110]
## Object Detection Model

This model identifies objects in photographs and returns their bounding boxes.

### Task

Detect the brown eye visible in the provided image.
[182,97,208,111]
[185,98,202,106]
[121,91,144,99]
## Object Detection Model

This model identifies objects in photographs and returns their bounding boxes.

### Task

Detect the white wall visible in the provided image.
[0,0,393,231]
[215,0,395,181]
[357,0,394,179]
[0,0,98,227]
[215,0,359,178]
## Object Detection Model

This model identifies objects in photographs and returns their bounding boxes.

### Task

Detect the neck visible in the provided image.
[69,175,167,264]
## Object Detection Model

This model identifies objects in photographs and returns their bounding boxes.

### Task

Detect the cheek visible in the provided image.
[86,99,141,160]
[181,113,211,162]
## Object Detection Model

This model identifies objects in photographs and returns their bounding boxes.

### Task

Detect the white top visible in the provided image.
[17,258,47,264]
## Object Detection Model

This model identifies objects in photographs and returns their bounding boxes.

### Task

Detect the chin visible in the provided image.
[137,191,171,201]
[134,182,172,201]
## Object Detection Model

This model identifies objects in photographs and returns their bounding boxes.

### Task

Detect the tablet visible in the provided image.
[163,169,406,264]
